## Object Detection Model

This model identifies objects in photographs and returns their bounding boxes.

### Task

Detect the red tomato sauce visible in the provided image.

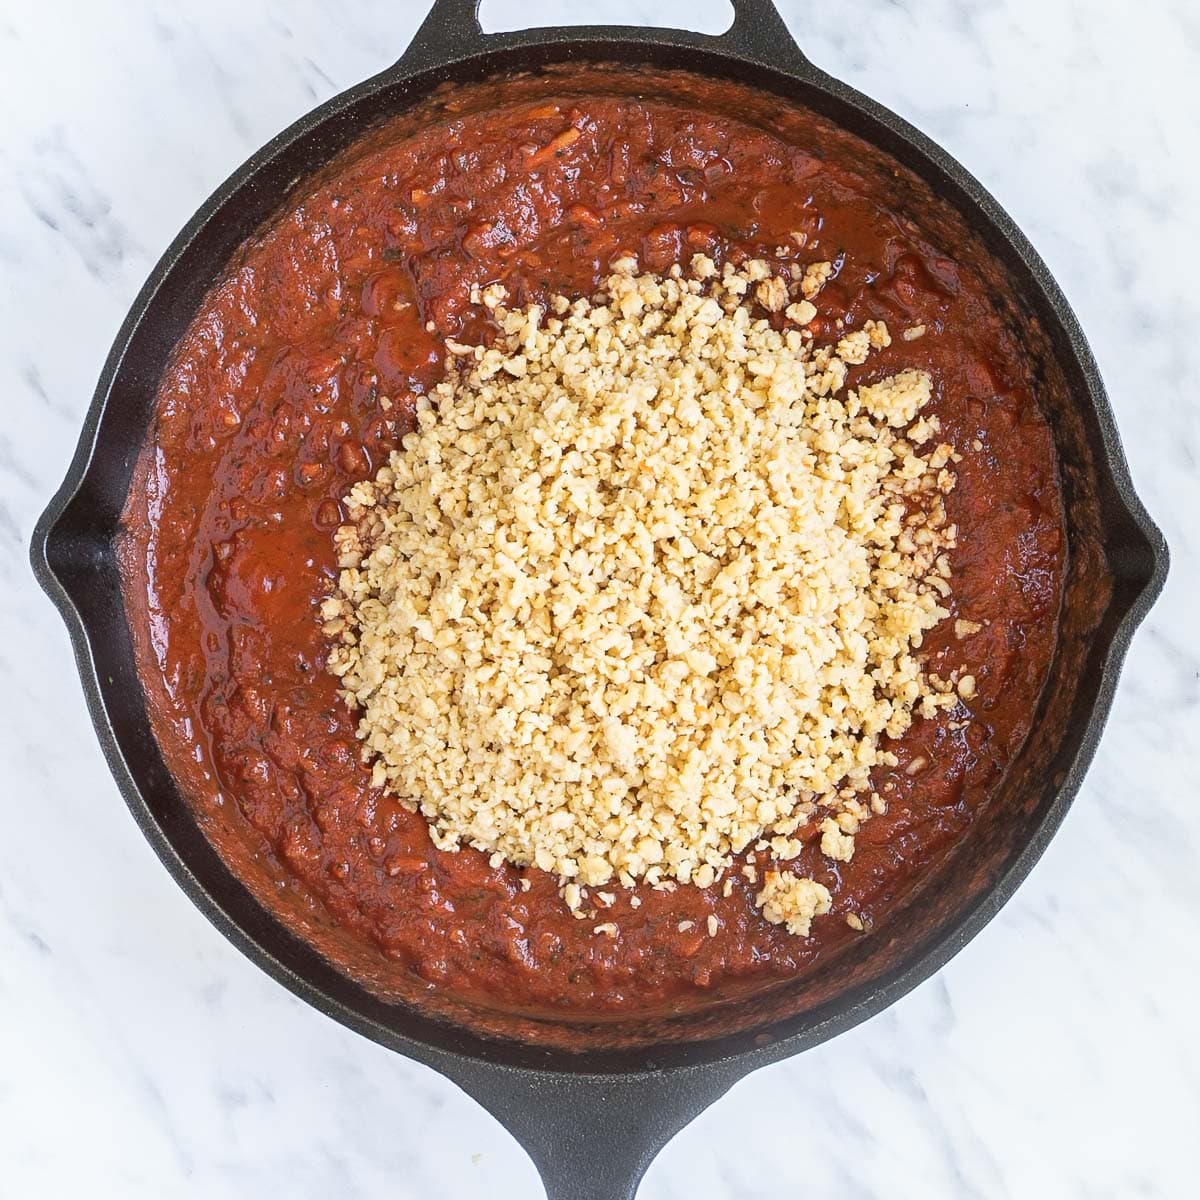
[122,68,1064,1019]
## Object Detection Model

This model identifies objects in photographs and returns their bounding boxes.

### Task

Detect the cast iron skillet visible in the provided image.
[31,1,1168,1195]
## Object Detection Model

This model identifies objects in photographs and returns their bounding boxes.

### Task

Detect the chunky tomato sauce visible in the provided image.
[122,68,1064,1020]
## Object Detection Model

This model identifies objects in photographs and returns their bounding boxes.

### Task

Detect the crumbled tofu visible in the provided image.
[756,275,789,311]
[819,817,855,863]
[593,923,618,937]
[902,324,927,341]
[929,443,954,470]
[800,260,834,300]
[755,872,832,937]
[955,618,983,639]
[957,674,977,699]
[770,835,805,860]
[837,329,872,365]
[908,416,937,444]
[327,259,958,935]
[857,369,933,426]
[864,319,891,349]
[845,913,865,931]
[785,300,817,325]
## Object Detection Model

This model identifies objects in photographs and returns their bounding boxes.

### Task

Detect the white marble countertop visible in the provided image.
[2,1,1196,1196]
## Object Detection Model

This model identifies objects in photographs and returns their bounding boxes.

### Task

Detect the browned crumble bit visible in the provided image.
[325,255,958,934]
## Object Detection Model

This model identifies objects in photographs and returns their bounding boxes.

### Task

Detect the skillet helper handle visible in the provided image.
[443,1064,741,1200]
[399,0,489,69]
[720,0,814,69]
[397,0,813,74]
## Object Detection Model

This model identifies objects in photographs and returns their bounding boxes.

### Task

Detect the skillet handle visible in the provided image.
[440,1062,743,1200]
[396,0,813,74]
[718,0,814,69]
[399,0,487,69]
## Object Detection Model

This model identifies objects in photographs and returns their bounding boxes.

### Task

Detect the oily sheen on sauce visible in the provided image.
[122,70,1064,1018]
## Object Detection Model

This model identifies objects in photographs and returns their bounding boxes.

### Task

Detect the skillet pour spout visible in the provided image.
[31,1,1167,1196]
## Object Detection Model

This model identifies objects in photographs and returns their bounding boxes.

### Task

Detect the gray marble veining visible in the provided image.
[1,1,1196,1196]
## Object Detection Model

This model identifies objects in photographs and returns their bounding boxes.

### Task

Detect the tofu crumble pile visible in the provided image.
[324,255,960,938]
